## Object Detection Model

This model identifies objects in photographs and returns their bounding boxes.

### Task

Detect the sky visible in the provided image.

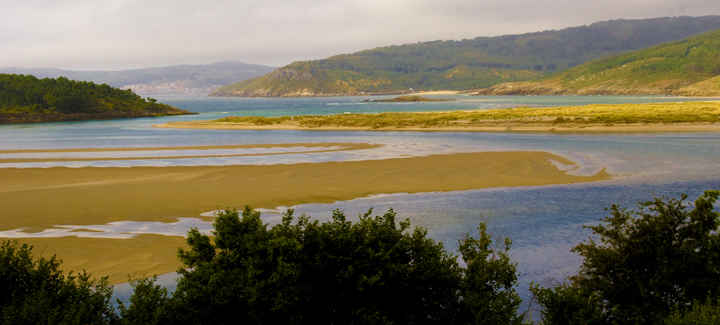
[1,0,718,71]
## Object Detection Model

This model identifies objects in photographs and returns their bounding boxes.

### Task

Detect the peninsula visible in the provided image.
[0,74,194,124]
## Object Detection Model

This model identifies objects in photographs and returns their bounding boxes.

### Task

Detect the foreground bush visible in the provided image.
[0,240,117,324]
[665,297,720,325]
[159,207,525,325]
[532,190,720,324]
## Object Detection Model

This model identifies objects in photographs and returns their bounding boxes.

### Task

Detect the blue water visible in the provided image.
[1,95,718,308]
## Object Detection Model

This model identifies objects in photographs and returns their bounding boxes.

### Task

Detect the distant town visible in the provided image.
[120,81,221,95]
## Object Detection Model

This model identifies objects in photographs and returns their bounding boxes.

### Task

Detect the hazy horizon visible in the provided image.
[2,0,718,71]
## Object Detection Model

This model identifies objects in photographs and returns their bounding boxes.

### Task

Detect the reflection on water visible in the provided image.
[107,178,720,306]
[0,218,214,239]
[0,146,345,160]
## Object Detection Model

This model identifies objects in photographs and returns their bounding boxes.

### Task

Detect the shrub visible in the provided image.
[532,190,720,324]
[0,240,117,324]
[162,207,525,325]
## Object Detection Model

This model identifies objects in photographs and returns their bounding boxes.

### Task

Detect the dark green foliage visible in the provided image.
[0,240,117,324]
[458,223,525,324]
[532,190,720,324]
[666,297,720,325]
[159,207,524,324]
[117,276,170,325]
[529,283,605,325]
[0,74,190,123]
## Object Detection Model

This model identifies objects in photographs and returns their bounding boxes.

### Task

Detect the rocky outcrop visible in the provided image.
[268,69,313,81]
[674,76,720,97]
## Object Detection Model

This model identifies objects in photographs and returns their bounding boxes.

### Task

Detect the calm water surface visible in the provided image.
[1,95,718,305]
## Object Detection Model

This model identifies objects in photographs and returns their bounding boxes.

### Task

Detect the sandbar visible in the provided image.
[155,122,720,133]
[0,142,377,154]
[0,143,382,163]
[1,151,609,284]
[155,101,720,133]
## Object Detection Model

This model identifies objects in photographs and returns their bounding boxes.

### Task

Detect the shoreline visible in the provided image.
[2,151,609,284]
[155,121,720,133]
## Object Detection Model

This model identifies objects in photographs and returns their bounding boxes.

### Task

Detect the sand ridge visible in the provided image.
[0,143,383,163]
[1,151,609,284]
[155,122,720,133]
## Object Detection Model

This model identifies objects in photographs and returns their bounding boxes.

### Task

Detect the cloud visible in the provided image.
[0,0,716,70]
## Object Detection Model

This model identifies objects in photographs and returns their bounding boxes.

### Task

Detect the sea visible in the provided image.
[1,94,719,307]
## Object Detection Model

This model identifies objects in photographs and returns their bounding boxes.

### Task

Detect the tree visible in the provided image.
[161,206,525,325]
[0,240,118,324]
[117,276,170,325]
[532,190,720,324]
[665,297,720,325]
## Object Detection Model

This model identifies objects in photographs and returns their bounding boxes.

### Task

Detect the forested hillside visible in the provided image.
[211,15,720,97]
[0,74,192,123]
[476,28,720,95]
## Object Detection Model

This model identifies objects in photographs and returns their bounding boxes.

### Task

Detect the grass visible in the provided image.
[207,101,720,128]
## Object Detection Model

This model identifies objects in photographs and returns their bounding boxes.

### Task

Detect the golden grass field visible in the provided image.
[1,150,609,284]
[156,101,720,132]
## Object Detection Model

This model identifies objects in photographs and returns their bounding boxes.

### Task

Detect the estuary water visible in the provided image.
[1,94,719,305]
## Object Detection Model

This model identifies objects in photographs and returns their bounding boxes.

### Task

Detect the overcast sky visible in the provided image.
[1,0,717,70]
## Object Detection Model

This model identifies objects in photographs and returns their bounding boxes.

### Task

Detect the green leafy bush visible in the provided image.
[160,207,525,325]
[0,240,117,324]
[665,297,720,325]
[532,190,720,324]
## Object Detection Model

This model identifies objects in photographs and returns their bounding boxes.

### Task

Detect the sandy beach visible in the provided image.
[1,151,609,284]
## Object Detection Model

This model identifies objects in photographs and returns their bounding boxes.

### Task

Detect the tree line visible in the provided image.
[0,74,175,115]
[1,190,719,324]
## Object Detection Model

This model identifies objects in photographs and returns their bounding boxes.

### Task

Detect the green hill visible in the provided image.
[0,74,193,124]
[210,15,720,97]
[476,29,720,96]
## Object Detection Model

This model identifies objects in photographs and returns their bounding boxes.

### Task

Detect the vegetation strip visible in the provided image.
[159,101,720,131]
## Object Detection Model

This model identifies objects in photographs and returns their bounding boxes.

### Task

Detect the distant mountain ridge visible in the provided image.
[0,61,276,95]
[210,15,720,97]
[475,29,720,96]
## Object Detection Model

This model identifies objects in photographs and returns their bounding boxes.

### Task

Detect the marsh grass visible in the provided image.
[211,101,720,128]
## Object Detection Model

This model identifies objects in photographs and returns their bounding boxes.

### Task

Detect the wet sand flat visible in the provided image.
[0,143,382,163]
[1,151,609,284]
[0,142,377,154]
[16,235,187,285]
